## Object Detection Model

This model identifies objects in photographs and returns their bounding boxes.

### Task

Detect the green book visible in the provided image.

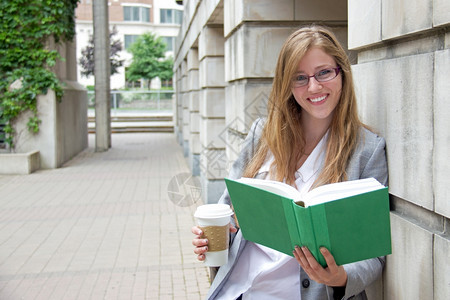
[224,177,392,267]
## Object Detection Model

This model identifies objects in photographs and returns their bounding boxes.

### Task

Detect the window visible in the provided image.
[160,9,182,24]
[161,36,174,52]
[124,35,140,49]
[123,6,150,22]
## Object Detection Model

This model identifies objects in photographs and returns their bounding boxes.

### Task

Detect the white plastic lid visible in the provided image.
[194,204,233,219]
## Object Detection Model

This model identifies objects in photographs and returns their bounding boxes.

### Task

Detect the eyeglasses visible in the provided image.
[292,67,341,87]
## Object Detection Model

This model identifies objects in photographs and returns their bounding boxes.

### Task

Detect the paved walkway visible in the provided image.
[0,133,210,299]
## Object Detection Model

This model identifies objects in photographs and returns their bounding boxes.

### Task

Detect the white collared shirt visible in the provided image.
[216,132,329,300]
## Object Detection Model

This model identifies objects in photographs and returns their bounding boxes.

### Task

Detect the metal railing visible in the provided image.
[87,90,174,112]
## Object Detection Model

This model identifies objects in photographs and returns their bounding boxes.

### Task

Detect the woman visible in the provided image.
[192,25,388,300]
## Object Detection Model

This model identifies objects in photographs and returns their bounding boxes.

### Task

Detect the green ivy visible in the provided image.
[0,0,80,147]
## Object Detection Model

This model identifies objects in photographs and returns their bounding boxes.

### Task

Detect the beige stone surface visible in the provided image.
[189,90,200,112]
[199,57,225,88]
[225,25,293,80]
[200,148,229,180]
[446,31,450,48]
[189,131,201,154]
[434,50,450,218]
[187,48,200,70]
[433,0,450,26]
[224,0,293,37]
[200,118,226,149]
[0,151,40,175]
[188,69,200,91]
[348,0,382,49]
[434,234,450,300]
[353,53,434,210]
[199,89,226,118]
[225,81,271,133]
[199,26,225,59]
[382,0,432,40]
[190,111,200,134]
[385,213,433,300]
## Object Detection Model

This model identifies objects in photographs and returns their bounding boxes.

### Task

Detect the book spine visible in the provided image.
[282,201,302,254]
[309,205,331,267]
[293,205,321,263]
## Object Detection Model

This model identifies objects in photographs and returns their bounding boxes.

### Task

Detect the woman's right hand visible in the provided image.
[191,224,238,261]
[192,226,209,261]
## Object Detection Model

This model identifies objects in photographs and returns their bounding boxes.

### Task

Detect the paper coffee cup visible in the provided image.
[194,204,233,267]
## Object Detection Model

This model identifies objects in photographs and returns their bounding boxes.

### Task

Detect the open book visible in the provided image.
[224,177,392,267]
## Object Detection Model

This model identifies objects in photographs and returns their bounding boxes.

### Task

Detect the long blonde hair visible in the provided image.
[243,25,365,187]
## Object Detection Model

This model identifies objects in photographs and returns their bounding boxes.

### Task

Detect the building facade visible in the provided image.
[173,0,449,299]
[75,0,183,89]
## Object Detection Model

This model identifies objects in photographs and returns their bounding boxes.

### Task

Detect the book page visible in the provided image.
[238,177,301,202]
[303,178,384,207]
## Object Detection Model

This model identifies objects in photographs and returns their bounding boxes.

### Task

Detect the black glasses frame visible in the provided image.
[293,67,341,87]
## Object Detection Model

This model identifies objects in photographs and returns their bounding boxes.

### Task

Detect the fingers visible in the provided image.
[192,226,208,261]
[193,244,208,256]
[192,237,208,247]
[293,246,347,287]
[294,246,322,281]
[191,226,202,235]
[230,224,238,233]
[319,247,337,272]
[293,245,308,267]
[197,253,206,261]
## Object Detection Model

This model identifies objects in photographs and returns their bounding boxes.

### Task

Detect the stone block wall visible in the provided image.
[349,0,450,298]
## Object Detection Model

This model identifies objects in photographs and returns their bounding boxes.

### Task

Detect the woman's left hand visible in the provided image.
[293,246,347,287]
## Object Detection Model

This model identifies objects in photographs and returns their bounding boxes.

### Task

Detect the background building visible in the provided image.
[75,0,183,89]
[174,0,450,299]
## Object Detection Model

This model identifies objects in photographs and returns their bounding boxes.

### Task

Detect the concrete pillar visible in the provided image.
[198,25,227,203]
[174,68,183,145]
[186,48,201,175]
[175,68,184,146]
[180,59,189,156]
[93,0,111,152]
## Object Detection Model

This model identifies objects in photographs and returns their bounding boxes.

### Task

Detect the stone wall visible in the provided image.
[349,0,449,299]
[174,1,449,298]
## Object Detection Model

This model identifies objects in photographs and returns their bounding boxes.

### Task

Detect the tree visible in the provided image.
[159,57,174,82]
[78,26,124,77]
[126,33,173,88]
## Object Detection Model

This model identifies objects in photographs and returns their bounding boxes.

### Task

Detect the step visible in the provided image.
[88,115,173,122]
[88,121,174,134]
[89,127,174,134]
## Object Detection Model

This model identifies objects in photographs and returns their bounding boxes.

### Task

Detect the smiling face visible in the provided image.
[291,47,342,128]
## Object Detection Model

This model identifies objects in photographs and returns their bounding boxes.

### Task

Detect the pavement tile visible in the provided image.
[0,133,210,299]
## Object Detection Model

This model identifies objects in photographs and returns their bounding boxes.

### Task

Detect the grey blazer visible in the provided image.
[207,118,389,300]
